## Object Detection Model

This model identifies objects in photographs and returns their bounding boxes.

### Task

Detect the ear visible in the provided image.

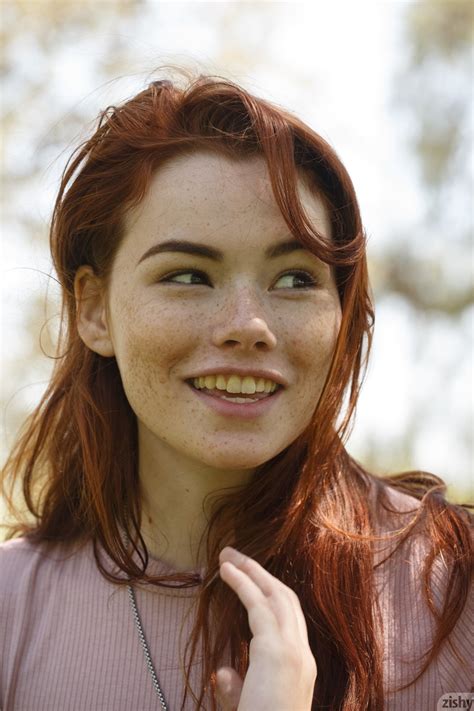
[74,265,115,357]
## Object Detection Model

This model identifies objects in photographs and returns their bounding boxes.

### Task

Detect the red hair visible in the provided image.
[2,68,472,710]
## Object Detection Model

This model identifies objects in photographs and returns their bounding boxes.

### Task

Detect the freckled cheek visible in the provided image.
[291,317,339,389]
[115,310,197,388]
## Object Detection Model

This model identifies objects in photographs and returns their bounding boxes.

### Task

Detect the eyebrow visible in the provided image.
[136,237,313,266]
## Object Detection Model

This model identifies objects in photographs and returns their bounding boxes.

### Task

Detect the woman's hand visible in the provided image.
[216,546,317,711]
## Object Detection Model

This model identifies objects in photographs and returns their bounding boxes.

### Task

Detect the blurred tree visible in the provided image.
[0,0,278,463]
[372,0,473,313]
[363,0,473,502]
[1,0,472,509]
[1,0,146,459]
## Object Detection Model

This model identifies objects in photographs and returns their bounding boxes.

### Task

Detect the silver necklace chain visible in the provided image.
[122,522,169,710]
[127,582,169,710]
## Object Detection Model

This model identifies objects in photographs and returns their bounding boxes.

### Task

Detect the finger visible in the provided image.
[220,548,306,640]
[219,561,279,637]
[215,666,244,711]
[219,559,314,681]
[219,560,316,692]
[219,547,280,597]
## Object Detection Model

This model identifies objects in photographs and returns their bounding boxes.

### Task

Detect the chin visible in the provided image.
[200,447,283,471]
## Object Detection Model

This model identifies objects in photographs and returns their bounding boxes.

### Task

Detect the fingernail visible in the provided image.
[223,546,246,565]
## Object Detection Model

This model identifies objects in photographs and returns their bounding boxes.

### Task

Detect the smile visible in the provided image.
[190,373,280,395]
[185,380,283,419]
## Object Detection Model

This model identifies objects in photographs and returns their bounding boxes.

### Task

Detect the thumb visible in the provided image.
[215,666,244,711]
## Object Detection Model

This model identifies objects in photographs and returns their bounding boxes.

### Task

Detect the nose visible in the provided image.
[211,288,277,351]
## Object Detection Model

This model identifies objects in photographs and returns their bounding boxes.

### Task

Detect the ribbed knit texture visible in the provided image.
[1,487,472,710]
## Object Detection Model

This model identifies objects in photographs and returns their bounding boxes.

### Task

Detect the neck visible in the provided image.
[136,428,254,572]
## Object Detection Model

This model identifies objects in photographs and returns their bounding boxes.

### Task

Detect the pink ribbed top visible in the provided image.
[0,487,472,710]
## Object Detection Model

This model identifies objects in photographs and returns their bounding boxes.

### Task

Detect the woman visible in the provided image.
[1,70,472,711]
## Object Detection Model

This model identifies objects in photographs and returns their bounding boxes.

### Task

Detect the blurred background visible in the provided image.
[1,0,473,534]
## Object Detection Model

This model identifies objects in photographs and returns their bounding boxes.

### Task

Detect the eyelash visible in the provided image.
[159,268,320,290]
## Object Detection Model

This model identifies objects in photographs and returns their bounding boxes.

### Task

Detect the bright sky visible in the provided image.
[1,1,472,496]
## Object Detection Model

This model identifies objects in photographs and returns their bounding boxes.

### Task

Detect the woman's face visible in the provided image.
[97,151,341,470]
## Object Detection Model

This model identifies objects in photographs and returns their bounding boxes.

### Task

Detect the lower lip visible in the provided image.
[186,382,283,419]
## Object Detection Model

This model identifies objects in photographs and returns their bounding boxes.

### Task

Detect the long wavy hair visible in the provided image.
[2,68,472,710]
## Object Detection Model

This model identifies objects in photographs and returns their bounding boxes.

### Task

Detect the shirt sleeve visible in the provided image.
[375,529,473,710]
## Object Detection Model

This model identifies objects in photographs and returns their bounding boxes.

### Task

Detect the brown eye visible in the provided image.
[160,270,209,285]
[274,270,319,290]
[158,269,319,289]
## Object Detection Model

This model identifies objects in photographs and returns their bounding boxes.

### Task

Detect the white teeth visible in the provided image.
[227,375,244,394]
[219,395,260,403]
[204,375,216,390]
[216,375,227,390]
[192,374,279,394]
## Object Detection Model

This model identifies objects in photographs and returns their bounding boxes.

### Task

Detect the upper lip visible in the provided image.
[185,367,288,387]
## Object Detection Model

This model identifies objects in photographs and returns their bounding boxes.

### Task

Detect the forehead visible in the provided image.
[122,150,331,248]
